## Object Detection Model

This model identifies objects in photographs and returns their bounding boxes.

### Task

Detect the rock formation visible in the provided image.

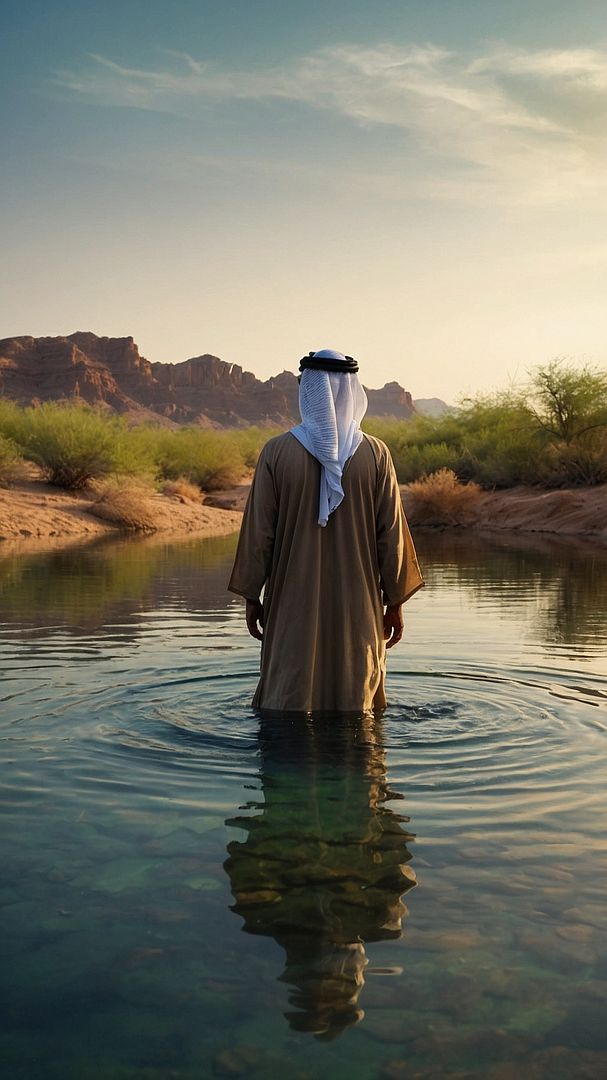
[0,332,418,427]
[414,397,454,418]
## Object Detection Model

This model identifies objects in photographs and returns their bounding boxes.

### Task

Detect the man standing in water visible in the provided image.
[228,349,424,713]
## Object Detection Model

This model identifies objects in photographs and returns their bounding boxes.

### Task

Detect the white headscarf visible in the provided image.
[290,356,368,527]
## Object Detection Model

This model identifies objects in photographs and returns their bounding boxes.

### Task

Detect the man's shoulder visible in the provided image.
[361,432,391,462]
[261,431,294,453]
[258,431,297,463]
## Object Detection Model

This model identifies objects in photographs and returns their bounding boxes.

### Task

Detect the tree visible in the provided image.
[530,359,607,445]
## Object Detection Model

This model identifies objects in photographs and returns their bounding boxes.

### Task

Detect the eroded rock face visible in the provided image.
[367,382,415,419]
[0,333,417,427]
[0,333,159,420]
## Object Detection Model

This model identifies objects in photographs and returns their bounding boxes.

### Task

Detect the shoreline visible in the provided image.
[208,481,607,545]
[401,483,607,545]
[1,477,606,554]
[0,479,242,552]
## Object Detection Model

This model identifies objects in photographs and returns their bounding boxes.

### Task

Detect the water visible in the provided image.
[0,530,606,1079]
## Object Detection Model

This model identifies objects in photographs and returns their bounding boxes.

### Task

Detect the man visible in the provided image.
[228,349,424,714]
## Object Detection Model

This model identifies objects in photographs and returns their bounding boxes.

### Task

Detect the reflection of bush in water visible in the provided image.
[416,531,607,647]
[224,715,416,1040]
[0,542,159,622]
[0,533,238,627]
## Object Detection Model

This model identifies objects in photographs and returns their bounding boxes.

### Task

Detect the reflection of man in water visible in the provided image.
[228,350,424,713]
[224,716,417,1038]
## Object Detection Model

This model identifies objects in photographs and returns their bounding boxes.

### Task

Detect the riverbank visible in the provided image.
[0,478,242,548]
[207,482,607,543]
[1,477,605,550]
[449,484,607,543]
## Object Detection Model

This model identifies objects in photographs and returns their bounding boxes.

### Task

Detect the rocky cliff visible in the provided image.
[0,332,417,426]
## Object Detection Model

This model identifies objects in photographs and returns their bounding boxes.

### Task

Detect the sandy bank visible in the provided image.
[0,480,242,549]
[207,482,607,543]
[1,478,605,552]
[401,483,607,543]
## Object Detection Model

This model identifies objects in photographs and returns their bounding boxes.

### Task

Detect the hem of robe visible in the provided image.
[251,675,388,715]
[252,705,386,719]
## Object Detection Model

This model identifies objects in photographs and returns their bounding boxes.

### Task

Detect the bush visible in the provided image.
[366,389,570,488]
[404,469,483,526]
[0,399,24,444]
[229,427,276,470]
[541,435,607,486]
[152,428,247,491]
[0,433,28,487]
[88,479,159,532]
[0,400,277,492]
[11,404,152,489]
[161,476,203,502]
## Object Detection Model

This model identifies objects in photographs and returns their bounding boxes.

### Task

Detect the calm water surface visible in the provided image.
[0,530,606,1079]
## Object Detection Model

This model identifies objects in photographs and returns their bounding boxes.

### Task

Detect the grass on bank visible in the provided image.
[160,477,203,503]
[87,479,160,533]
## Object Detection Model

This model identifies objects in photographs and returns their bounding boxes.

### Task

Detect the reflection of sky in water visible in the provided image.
[0,530,606,1077]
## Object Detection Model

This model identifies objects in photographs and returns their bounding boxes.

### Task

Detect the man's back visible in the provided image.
[228,431,423,714]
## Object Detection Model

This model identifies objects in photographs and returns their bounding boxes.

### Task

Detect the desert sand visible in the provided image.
[0,479,242,549]
[462,485,607,542]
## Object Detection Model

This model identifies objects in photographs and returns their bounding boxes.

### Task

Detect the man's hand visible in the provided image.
[383,603,403,649]
[245,598,264,641]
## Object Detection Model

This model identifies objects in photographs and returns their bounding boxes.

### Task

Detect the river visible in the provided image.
[1,530,606,1079]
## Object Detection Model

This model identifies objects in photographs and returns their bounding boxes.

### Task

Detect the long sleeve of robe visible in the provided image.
[228,432,424,714]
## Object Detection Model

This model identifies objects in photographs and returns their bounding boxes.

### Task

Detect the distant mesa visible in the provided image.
[414,397,455,418]
[0,332,446,427]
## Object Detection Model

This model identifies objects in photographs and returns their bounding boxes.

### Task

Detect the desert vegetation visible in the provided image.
[365,360,607,487]
[0,401,275,492]
[404,469,483,525]
[0,433,28,487]
[87,479,160,532]
[0,360,604,497]
[160,477,204,503]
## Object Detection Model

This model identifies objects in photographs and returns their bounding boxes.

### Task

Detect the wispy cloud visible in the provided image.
[54,42,607,205]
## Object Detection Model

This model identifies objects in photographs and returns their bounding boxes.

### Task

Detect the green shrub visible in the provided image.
[16,404,155,489]
[0,400,276,492]
[364,380,601,488]
[0,433,26,486]
[541,434,607,486]
[230,426,277,470]
[150,428,242,490]
[149,426,276,491]
[0,399,25,444]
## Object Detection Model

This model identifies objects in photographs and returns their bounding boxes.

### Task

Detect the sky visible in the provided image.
[1,0,607,400]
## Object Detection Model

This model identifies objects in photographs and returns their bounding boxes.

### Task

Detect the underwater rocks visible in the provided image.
[212,1043,313,1078]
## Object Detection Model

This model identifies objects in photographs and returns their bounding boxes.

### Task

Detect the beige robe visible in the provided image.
[228,432,424,713]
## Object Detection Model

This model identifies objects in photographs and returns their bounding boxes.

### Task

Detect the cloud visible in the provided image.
[53,42,607,206]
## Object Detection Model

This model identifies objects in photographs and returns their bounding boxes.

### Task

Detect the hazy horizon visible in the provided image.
[2,1,607,400]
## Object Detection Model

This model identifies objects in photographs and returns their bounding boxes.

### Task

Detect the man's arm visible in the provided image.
[375,443,424,642]
[227,445,278,638]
